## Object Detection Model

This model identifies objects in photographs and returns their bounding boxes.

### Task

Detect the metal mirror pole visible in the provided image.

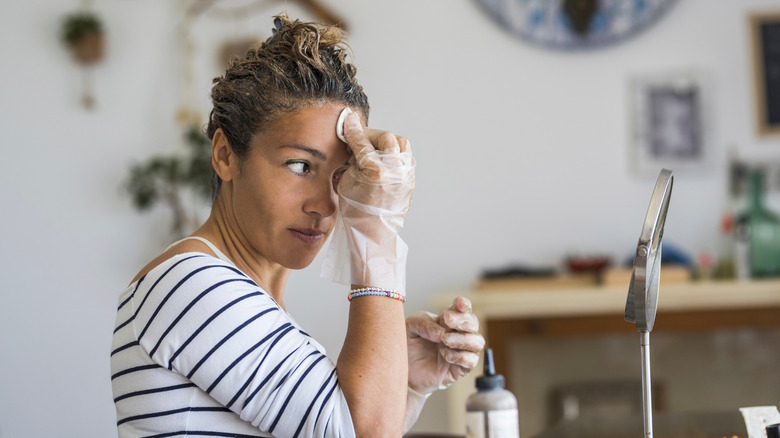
[641,331,652,438]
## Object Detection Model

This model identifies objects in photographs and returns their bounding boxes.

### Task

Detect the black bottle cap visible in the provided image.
[476,348,506,390]
[767,423,780,438]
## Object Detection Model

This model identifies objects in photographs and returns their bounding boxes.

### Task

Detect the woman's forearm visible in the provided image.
[337,294,408,437]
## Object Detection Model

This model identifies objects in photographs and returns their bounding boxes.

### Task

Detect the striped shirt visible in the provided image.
[110,252,355,438]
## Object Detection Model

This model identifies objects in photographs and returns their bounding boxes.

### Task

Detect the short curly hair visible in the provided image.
[206,15,370,191]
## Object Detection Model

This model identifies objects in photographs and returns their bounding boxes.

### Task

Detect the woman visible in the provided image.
[111,15,484,437]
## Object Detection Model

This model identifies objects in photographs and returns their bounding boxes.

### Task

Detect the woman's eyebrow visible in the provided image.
[279,144,327,161]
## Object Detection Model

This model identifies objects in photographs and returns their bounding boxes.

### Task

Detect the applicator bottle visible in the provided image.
[465,348,520,438]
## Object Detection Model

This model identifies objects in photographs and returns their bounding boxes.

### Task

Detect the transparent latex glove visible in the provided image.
[406,297,485,395]
[321,109,415,292]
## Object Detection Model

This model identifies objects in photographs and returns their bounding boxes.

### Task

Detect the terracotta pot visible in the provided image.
[70,32,104,65]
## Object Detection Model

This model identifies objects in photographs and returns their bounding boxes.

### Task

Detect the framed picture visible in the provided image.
[629,71,709,175]
[749,11,780,136]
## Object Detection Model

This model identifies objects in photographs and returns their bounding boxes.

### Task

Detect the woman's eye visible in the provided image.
[287,161,310,175]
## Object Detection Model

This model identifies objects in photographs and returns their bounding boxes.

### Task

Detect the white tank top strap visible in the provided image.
[166,236,233,265]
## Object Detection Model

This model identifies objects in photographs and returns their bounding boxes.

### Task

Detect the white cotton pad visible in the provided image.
[336,107,351,143]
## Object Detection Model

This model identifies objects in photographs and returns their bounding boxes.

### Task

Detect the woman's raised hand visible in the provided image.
[333,109,416,292]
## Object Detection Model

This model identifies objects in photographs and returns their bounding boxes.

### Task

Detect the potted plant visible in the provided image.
[60,11,105,65]
[124,125,213,239]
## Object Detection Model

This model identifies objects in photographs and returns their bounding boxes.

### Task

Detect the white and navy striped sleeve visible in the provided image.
[125,253,355,437]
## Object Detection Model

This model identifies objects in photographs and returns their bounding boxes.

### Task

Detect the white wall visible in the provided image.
[1,0,778,436]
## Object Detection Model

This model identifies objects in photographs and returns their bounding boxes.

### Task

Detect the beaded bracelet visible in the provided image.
[348,287,407,303]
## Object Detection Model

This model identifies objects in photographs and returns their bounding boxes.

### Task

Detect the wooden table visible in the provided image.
[530,411,746,438]
[433,279,780,434]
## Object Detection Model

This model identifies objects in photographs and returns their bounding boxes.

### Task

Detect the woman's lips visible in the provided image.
[290,228,325,244]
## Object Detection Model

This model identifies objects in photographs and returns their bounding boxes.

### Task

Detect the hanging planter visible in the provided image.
[60,10,105,108]
[61,11,105,65]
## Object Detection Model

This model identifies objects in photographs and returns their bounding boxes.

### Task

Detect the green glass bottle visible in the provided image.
[738,171,780,277]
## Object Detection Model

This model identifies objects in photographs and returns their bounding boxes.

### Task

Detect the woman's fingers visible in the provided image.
[397,136,412,154]
[406,312,444,343]
[438,297,479,333]
[341,107,408,158]
[441,331,486,352]
[342,111,378,172]
[451,296,472,313]
[366,129,402,154]
[440,309,479,333]
[439,347,480,369]
[437,296,484,372]
[342,111,409,179]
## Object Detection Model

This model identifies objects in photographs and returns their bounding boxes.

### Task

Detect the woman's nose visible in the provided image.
[303,179,338,217]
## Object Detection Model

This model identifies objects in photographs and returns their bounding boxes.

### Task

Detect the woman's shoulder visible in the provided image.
[129,238,223,286]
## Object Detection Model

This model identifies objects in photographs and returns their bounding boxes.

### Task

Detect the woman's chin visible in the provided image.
[284,254,318,271]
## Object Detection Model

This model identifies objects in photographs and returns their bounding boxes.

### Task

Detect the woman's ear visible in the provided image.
[212,128,235,183]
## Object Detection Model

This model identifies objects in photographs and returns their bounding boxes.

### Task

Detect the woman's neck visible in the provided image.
[195,200,290,309]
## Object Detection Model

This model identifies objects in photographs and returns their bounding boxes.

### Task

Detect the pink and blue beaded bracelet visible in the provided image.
[348,287,406,303]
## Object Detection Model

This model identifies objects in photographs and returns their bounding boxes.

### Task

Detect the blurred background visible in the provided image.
[1,0,779,437]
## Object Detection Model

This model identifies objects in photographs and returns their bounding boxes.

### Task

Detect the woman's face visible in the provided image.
[229,103,353,270]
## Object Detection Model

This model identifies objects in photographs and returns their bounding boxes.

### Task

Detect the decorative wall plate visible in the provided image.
[474,0,679,51]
